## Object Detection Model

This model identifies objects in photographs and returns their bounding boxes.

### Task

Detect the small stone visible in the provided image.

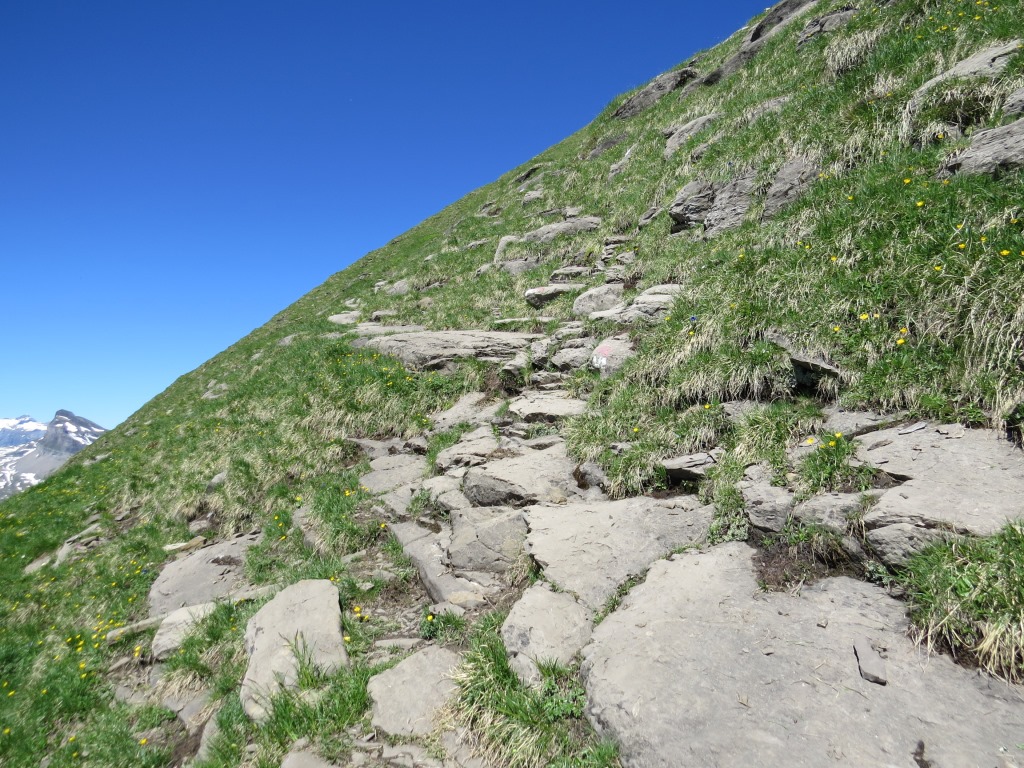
[853,639,888,685]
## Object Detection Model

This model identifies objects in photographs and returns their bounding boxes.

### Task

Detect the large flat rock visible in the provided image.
[360,331,540,370]
[581,543,1024,767]
[448,507,526,573]
[857,423,1024,564]
[429,392,502,434]
[463,444,576,507]
[359,453,426,494]
[148,534,259,616]
[589,285,681,324]
[391,522,499,609]
[502,584,593,686]
[241,580,347,722]
[368,646,462,737]
[507,391,587,423]
[525,497,712,610]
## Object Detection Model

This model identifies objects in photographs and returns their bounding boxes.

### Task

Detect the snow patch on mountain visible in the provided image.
[0,411,106,501]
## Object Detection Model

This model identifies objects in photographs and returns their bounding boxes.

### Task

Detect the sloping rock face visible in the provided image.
[856,423,1024,564]
[360,331,541,370]
[941,116,1024,177]
[613,68,696,119]
[148,534,260,616]
[240,580,347,722]
[762,156,817,218]
[582,544,1023,767]
[525,497,712,610]
[668,171,757,236]
[797,7,857,45]
[662,113,720,159]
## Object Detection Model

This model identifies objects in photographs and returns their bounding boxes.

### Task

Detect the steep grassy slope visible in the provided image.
[1,0,1023,765]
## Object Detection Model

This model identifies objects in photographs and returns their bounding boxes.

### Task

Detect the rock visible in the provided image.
[1004,87,1024,117]
[151,603,217,660]
[292,504,327,555]
[524,284,584,308]
[910,40,1021,109]
[856,424,1024,564]
[241,580,347,722]
[668,179,717,233]
[387,280,411,296]
[162,537,205,554]
[350,437,404,458]
[608,144,635,180]
[613,68,697,119]
[463,444,576,507]
[522,189,544,204]
[448,507,527,573]
[148,534,259,616]
[582,543,1022,767]
[391,522,497,608]
[637,206,662,228]
[24,554,51,574]
[659,450,722,482]
[853,638,888,685]
[206,471,228,492]
[941,117,1024,177]
[572,284,623,316]
[590,336,635,377]
[586,132,628,160]
[820,406,903,437]
[550,266,593,283]
[359,454,426,494]
[493,217,603,264]
[549,341,597,371]
[507,391,587,423]
[434,427,501,472]
[791,493,865,535]
[368,646,462,737]
[501,584,593,686]
[353,322,427,336]
[106,615,166,645]
[429,392,502,434]
[762,156,817,219]
[663,113,720,159]
[327,312,361,325]
[746,95,790,123]
[194,708,221,764]
[525,496,712,610]
[738,464,795,532]
[590,284,682,324]
[703,170,757,236]
[764,329,842,387]
[360,331,540,370]
[280,749,340,768]
[797,7,858,45]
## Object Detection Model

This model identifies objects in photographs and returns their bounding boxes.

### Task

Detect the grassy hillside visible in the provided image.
[2,0,1023,765]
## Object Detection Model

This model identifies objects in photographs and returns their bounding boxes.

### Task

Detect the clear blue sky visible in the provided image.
[1,1,770,428]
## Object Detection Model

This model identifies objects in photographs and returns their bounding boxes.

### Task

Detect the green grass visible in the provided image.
[1,0,1024,762]
[903,521,1024,682]
[448,613,620,768]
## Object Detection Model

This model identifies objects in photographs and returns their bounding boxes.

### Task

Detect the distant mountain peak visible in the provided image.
[0,410,106,500]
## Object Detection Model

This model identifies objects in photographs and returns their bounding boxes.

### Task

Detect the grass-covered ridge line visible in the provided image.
[1,0,1023,763]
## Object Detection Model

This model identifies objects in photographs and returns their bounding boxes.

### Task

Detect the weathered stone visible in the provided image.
[797,7,858,45]
[738,464,795,532]
[241,580,347,722]
[549,341,597,371]
[205,470,228,493]
[853,638,887,685]
[509,217,602,255]
[855,424,1024,564]
[590,284,682,324]
[429,392,502,434]
[613,68,697,119]
[746,95,790,123]
[763,156,817,218]
[1004,87,1024,117]
[525,496,712,610]
[586,132,628,160]
[941,117,1024,177]
[663,113,720,159]
[386,279,411,296]
[280,749,340,768]
[764,328,842,387]
[463,444,575,507]
[522,189,544,204]
[502,584,593,686]
[360,331,540,370]
[659,450,722,482]
[507,391,587,423]
[572,284,623,316]
[668,179,717,232]
[148,534,259,616]
[524,284,585,308]
[391,522,496,608]
[910,40,1021,109]
[448,507,527,573]
[608,144,635,180]
[421,476,473,513]
[359,454,426,494]
[550,266,593,283]
[820,406,903,437]
[582,543,1022,767]
[327,311,360,325]
[352,322,426,336]
[434,426,501,472]
[590,335,634,377]
[151,602,217,661]
[791,492,865,535]
[703,170,757,236]
[194,707,221,765]
[637,206,662,229]
[368,646,462,737]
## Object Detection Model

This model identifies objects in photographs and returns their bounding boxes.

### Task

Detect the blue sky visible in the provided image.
[1,1,770,428]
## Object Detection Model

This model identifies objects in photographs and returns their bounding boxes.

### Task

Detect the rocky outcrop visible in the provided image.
[572,284,623,316]
[360,331,541,370]
[525,496,712,610]
[494,217,602,262]
[762,156,818,218]
[589,335,635,378]
[463,443,576,507]
[507,391,587,423]
[856,423,1024,565]
[368,646,462,736]
[668,171,757,236]
[582,544,1022,767]
[240,580,347,722]
[662,113,720,159]
[613,68,696,119]
[797,6,857,45]
[589,284,682,324]
[359,454,427,494]
[448,507,527,573]
[524,284,585,308]
[148,534,260,616]
[940,117,1024,177]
